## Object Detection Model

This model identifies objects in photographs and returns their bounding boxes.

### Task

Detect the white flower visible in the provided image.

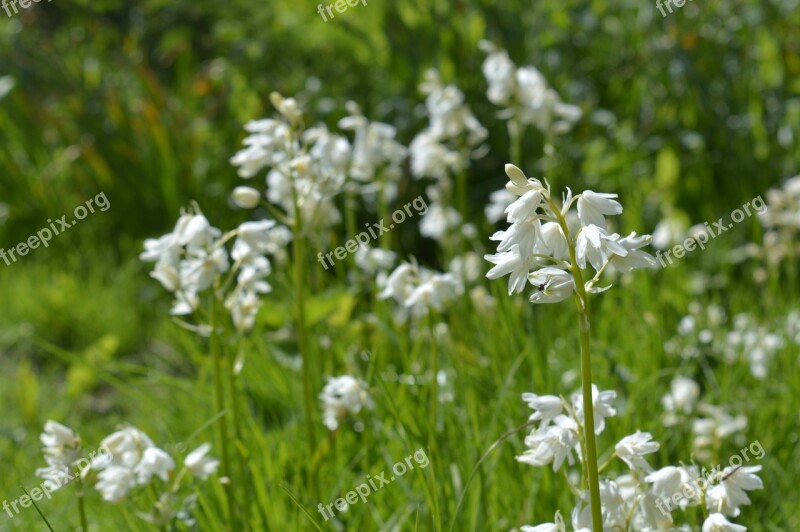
[645,466,683,502]
[706,466,763,517]
[319,376,372,431]
[504,164,543,197]
[615,431,660,472]
[134,447,175,484]
[420,203,462,241]
[577,190,623,229]
[226,289,262,332]
[520,510,566,532]
[572,384,617,434]
[490,218,541,258]
[355,245,397,276]
[571,480,628,531]
[338,102,407,182]
[516,415,579,471]
[612,232,657,273]
[95,427,156,470]
[448,252,483,285]
[662,376,700,415]
[645,465,703,511]
[692,404,747,459]
[229,118,291,179]
[485,188,516,224]
[409,130,462,181]
[505,188,544,224]
[702,513,747,532]
[96,465,137,503]
[528,268,574,304]
[379,262,417,303]
[231,186,261,209]
[521,393,563,425]
[184,443,220,480]
[575,224,628,271]
[539,222,569,259]
[40,420,81,466]
[92,426,176,502]
[485,245,535,295]
[404,272,461,317]
[35,463,72,492]
[179,247,230,292]
[478,41,516,106]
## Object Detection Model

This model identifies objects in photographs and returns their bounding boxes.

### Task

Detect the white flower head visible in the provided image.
[517,415,579,472]
[521,393,563,426]
[572,385,617,434]
[705,465,763,517]
[615,431,660,472]
[319,376,373,431]
[184,443,220,481]
[577,190,623,229]
[702,513,747,532]
[528,268,575,304]
[575,224,628,271]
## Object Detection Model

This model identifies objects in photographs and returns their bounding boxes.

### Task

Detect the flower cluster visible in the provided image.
[484,164,657,301]
[319,375,373,431]
[35,421,88,491]
[230,92,351,229]
[410,69,487,243]
[140,205,289,333]
[35,422,218,526]
[659,375,748,461]
[479,41,582,134]
[378,259,464,319]
[664,302,786,379]
[517,388,762,531]
[338,100,408,202]
[756,175,800,264]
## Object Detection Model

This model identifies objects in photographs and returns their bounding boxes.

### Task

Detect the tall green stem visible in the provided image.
[76,477,88,532]
[210,298,236,528]
[227,338,249,528]
[291,183,317,490]
[551,199,603,531]
[427,317,442,531]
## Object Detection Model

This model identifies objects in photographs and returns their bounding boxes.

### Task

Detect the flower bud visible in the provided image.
[231,186,261,209]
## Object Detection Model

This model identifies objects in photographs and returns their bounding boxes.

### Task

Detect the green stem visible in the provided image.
[76,477,88,532]
[427,316,443,531]
[210,298,236,529]
[550,198,603,531]
[291,176,318,493]
[227,337,249,528]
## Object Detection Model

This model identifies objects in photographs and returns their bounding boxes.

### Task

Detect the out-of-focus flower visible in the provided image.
[319,376,373,431]
[702,513,747,532]
[184,443,220,481]
[231,186,261,209]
